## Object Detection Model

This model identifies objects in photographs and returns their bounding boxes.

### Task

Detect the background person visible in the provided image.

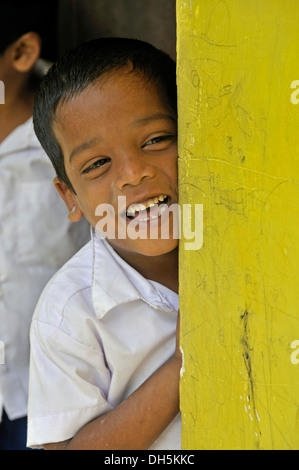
[0,0,90,450]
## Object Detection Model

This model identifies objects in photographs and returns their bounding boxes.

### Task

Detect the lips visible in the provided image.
[126,194,169,221]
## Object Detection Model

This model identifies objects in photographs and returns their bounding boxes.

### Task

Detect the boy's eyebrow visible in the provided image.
[132,113,177,127]
[69,138,102,163]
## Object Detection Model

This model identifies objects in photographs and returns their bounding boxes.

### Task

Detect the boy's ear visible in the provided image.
[53,177,84,222]
[11,32,41,73]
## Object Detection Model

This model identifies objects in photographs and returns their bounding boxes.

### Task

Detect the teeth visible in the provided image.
[127,195,167,217]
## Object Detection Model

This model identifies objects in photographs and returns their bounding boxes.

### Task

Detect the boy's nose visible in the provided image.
[114,151,156,190]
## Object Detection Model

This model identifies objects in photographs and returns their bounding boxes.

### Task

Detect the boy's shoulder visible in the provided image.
[33,239,94,326]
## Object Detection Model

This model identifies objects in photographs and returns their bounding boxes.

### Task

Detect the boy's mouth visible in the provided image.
[126,195,169,222]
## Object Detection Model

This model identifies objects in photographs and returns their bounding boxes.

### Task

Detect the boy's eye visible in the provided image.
[82,158,110,174]
[143,135,177,148]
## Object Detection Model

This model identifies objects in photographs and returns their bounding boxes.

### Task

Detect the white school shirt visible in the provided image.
[27,229,181,449]
[0,118,90,421]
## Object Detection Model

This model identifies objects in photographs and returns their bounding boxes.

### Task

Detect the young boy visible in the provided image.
[0,1,89,450]
[27,37,181,450]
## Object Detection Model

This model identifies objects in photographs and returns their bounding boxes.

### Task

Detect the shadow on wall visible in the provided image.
[58,0,176,59]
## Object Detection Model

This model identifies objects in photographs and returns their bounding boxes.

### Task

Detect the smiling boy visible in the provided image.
[27,38,181,450]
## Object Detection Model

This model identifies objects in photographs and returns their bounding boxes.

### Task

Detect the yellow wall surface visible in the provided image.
[177,0,299,449]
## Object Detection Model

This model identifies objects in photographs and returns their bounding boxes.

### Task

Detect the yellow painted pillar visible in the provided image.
[177,0,299,450]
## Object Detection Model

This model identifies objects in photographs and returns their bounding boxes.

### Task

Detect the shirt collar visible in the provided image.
[91,229,177,319]
[0,118,41,155]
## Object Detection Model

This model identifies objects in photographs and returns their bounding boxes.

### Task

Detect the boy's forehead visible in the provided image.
[55,69,173,126]
[53,69,176,161]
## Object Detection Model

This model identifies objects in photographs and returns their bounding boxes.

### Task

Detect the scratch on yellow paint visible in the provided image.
[177,0,299,449]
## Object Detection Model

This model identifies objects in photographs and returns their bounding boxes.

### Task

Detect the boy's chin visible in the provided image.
[108,237,179,258]
[136,239,178,257]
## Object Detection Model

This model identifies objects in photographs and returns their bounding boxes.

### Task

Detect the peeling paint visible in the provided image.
[240,310,262,447]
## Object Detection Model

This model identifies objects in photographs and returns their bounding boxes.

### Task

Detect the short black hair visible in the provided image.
[33,37,177,192]
[0,0,58,60]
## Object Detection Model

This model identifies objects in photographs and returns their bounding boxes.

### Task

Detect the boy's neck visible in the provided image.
[112,245,179,294]
[0,87,35,144]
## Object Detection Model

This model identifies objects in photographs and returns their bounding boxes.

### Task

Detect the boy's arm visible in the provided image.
[44,317,181,450]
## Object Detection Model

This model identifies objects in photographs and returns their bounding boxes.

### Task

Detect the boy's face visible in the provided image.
[54,69,178,258]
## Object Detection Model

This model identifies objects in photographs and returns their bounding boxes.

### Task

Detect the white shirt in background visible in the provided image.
[0,118,90,421]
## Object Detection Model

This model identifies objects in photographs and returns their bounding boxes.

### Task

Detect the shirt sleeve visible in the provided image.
[27,319,112,448]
